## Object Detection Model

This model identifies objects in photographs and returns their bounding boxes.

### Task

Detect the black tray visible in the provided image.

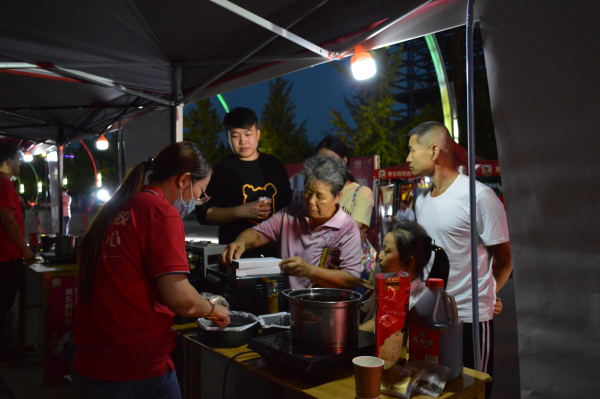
[40,253,77,265]
[202,321,260,348]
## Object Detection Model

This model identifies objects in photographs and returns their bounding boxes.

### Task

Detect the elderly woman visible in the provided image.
[221,155,363,290]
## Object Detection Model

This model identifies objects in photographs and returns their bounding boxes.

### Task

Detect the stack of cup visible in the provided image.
[353,356,384,399]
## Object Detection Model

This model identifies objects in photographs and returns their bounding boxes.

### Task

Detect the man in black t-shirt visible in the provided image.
[196,107,292,258]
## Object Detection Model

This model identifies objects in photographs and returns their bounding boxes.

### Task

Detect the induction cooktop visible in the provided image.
[248,330,376,373]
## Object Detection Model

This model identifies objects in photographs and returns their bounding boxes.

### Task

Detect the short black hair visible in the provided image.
[0,143,21,165]
[408,121,446,144]
[401,200,410,206]
[223,107,258,133]
[316,136,356,183]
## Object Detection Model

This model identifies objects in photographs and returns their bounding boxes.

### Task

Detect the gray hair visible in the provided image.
[302,155,347,197]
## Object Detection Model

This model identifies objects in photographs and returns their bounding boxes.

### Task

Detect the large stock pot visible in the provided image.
[282,288,362,349]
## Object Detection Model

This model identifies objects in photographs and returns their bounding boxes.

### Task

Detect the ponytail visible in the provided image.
[77,160,150,304]
[427,245,450,289]
[77,141,211,305]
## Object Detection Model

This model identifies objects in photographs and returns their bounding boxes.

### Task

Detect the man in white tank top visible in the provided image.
[407,122,512,398]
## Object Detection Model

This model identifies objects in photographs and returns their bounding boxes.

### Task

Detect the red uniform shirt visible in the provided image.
[0,174,24,263]
[72,187,189,380]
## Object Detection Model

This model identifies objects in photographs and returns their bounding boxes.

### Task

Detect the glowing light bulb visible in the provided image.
[351,45,376,80]
[96,134,109,150]
[23,151,33,162]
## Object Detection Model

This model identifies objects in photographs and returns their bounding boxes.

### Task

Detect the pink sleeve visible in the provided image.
[337,221,364,278]
[253,208,285,245]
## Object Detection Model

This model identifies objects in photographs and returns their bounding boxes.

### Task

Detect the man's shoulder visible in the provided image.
[258,152,286,168]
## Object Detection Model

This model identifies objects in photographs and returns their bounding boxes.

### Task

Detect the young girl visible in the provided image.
[360,220,450,332]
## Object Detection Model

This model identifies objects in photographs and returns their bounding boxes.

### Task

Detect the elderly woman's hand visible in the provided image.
[280,257,314,278]
[220,240,246,265]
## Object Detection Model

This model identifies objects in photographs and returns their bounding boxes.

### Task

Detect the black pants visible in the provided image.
[0,258,23,354]
[463,320,494,399]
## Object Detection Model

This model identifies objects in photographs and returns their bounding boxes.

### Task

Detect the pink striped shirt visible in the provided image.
[254,204,363,289]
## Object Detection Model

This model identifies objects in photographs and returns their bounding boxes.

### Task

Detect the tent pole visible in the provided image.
[466,0,482,372]
[183,0,330,103]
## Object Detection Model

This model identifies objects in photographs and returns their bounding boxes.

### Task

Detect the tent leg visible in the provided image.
[170,105,184,143]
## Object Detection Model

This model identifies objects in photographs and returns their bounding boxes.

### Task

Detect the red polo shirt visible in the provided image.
[0,174,24,263]
[72,186,189,380]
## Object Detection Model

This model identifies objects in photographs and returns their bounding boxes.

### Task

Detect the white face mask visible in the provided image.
[173,179,196,218]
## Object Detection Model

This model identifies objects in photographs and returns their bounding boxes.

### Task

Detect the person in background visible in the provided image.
[407,121,511,398]
[62,186,71,234]
[221,155,363,290]
[316,137,373,236]
[32,211,45,235]
[360,220,450,332]
[79,192,90,233]
[72,142,229,399]
[392,200,415,222]
[196,107,292,258]
[0,143,35,363]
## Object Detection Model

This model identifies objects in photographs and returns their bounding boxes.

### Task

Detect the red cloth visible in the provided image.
[72,186,189,381]
[0,174,24,262]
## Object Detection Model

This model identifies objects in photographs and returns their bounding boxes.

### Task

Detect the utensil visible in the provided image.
[282,288,362,349]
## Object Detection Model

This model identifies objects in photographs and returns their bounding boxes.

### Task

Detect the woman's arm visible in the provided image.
[156,273,229,327]
[280,257,360,290]
[220,227,269,265]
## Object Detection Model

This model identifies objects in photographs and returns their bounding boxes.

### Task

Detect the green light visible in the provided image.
[217,94,230,113]
[425,34,457,142]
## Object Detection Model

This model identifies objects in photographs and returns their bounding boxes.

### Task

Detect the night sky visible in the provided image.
[190,57,357,145]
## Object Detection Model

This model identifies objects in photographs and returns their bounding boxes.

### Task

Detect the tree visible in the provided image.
[184,99,228,165]
[259,77,313,164]
[327,46,406,168]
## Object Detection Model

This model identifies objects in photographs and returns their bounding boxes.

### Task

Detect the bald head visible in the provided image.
[408,121,454,162]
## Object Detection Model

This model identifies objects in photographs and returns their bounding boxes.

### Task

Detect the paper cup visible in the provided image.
[353,356,384,399]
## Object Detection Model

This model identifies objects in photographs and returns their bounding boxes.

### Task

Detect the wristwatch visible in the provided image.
[206,301,216,317]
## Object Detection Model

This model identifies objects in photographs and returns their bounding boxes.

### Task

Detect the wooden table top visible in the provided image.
[185,333,491,399]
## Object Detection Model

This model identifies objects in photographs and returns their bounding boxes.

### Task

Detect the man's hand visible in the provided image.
[22,248,36,266]
[238,199,271,220]
[280,257,313,278]
[221,241,245,265]
[493,297,503,316]
[205,304,230,328]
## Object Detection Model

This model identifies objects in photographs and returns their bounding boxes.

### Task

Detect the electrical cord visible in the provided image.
[221,350,256,399]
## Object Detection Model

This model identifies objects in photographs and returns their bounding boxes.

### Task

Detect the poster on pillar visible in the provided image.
[46,274,78,383]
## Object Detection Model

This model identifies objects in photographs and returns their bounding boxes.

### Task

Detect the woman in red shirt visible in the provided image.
[71,142,229,399]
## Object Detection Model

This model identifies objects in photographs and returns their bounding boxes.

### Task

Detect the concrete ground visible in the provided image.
[1,209,521,398]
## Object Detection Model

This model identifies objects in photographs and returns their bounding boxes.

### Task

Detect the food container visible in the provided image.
[197,311,259,348]
[258,312,291,336]
[282,288,362,349]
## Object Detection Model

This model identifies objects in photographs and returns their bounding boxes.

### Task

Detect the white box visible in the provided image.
[232,257,282,270]
[234,266,282,277]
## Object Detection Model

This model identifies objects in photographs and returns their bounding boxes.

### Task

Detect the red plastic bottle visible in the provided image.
[408,278,463,380]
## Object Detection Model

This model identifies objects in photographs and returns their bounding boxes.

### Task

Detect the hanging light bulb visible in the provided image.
[350,45,376,80]
[47,151,58,162]
[97,173,102,188]
[19,184,25,194]
[96,134,109,150]
[23,151,33,162]
[63,177,68,186]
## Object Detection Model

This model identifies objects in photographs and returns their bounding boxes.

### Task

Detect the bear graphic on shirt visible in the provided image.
[242,183,277,223]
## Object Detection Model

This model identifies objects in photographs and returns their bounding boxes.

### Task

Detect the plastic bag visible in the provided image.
[410,360,452,397]
[200,292,229,310]
[197,311,258,331]
[258,312,291,329]
[380,361,423,398]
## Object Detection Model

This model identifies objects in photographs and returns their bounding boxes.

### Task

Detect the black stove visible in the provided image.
[248,331,376,373]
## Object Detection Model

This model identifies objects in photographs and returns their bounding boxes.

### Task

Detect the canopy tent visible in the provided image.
[0,0,432,145]
[0,1,598,398]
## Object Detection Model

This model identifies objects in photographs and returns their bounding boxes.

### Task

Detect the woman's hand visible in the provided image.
[221,240,245,265]
[280,257,314,278]
[205,304,230,328]
[493,297,503,315]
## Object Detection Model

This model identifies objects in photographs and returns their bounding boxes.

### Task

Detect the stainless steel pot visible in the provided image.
[282,288,362,349]
[39,234,56,252]
[55,235,80,256]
